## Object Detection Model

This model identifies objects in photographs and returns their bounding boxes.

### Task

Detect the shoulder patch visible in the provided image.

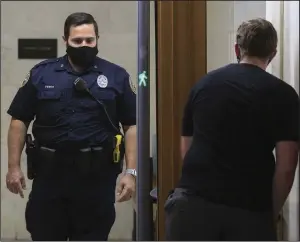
[21,72,30,87]
[129,76,136,94]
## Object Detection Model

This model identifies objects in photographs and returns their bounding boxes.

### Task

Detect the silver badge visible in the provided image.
[97,75,108,88]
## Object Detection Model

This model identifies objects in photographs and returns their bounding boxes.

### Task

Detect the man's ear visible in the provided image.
[234,44,241,62]
[268,50,277,64]
[62,36,67,45]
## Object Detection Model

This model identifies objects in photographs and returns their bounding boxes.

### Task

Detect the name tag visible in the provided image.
[45,85,54,89]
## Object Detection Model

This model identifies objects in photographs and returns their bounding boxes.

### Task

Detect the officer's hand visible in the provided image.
[116,174,136,203]
[6,166,26,198]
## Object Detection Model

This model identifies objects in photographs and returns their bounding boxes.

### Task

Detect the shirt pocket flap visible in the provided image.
[38,90,62,100]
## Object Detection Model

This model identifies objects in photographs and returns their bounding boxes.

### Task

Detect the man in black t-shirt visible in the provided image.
[165,18,299,241]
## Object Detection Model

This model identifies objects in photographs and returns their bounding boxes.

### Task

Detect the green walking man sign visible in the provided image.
[138,71,148,87]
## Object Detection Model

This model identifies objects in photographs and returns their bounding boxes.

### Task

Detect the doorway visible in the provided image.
[155,1,207,240]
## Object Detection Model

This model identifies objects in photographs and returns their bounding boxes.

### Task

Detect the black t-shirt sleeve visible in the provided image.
[182,89,194,136]
[273,83,299,142]
[7,70,38,122]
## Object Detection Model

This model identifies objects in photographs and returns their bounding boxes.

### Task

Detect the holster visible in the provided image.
[25,134,37,180]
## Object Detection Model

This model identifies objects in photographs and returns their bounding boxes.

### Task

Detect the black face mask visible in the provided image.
[66,45,98,68]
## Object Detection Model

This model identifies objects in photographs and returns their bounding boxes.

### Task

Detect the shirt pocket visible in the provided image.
[36,90,63,124]
[93,88,116,100]
[97,90,117,116]
[83,89,116,110]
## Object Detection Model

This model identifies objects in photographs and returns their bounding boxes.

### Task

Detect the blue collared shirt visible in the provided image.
[7,55,136,148]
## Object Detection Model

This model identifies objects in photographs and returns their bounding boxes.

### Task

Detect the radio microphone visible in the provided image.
[74,77,90,93]
[73,78,120,133]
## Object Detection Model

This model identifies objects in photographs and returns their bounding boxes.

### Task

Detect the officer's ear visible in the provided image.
[62,36,67,44]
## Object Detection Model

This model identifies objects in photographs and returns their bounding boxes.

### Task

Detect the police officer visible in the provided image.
[5,12,137,241]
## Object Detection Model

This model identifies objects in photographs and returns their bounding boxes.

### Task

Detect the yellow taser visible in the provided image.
[113,134,122,163]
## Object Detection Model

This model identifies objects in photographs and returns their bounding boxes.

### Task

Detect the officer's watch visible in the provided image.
[125,168,137,178]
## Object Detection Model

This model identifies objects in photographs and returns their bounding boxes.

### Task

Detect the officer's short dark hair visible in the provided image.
[64,12,99,39]
[236,18,278,60]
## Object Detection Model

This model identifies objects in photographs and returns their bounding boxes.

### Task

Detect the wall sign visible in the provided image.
[18,38,57,59]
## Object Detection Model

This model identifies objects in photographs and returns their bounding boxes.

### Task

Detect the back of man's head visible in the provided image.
[236,18,278,63]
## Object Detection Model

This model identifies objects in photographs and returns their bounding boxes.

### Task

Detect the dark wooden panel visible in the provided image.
[156,1,207,240]
[157,5,175,240]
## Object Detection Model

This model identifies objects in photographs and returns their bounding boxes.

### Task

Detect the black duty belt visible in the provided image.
[40,146,104,153]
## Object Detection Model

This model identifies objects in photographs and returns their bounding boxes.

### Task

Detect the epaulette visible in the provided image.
[32,57,61,69]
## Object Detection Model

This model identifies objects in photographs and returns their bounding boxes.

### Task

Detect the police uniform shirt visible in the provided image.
[179,63,299,212]
[7,55,136,148]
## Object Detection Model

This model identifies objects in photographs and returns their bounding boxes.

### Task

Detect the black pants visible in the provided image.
[165,188,277,241]
[25,148,120,241]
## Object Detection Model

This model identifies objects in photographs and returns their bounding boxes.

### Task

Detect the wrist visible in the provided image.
[8,163,21,170]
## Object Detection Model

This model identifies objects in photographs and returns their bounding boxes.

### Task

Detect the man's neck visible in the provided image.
[240,57,268,71]
[67,56,84,73]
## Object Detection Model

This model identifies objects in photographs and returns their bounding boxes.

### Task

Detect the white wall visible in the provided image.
[1,1,156,240]
[206,1,234,71]
[207,1,266,71]
[207,1,299,240]
[267,1,299,240]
